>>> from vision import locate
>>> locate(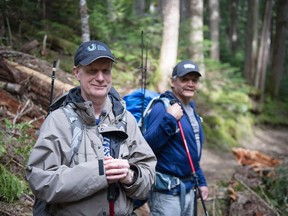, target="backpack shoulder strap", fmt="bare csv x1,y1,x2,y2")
138,96,170,134
61,104,84,166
